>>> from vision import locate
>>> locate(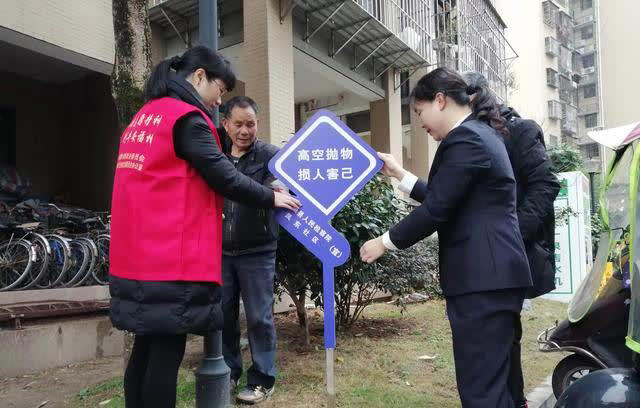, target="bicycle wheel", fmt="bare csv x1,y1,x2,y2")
0,239,34,291
38,234,71,289
63,239,90,287
92,234,110,285
19,233,51,290
73,237,97,287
